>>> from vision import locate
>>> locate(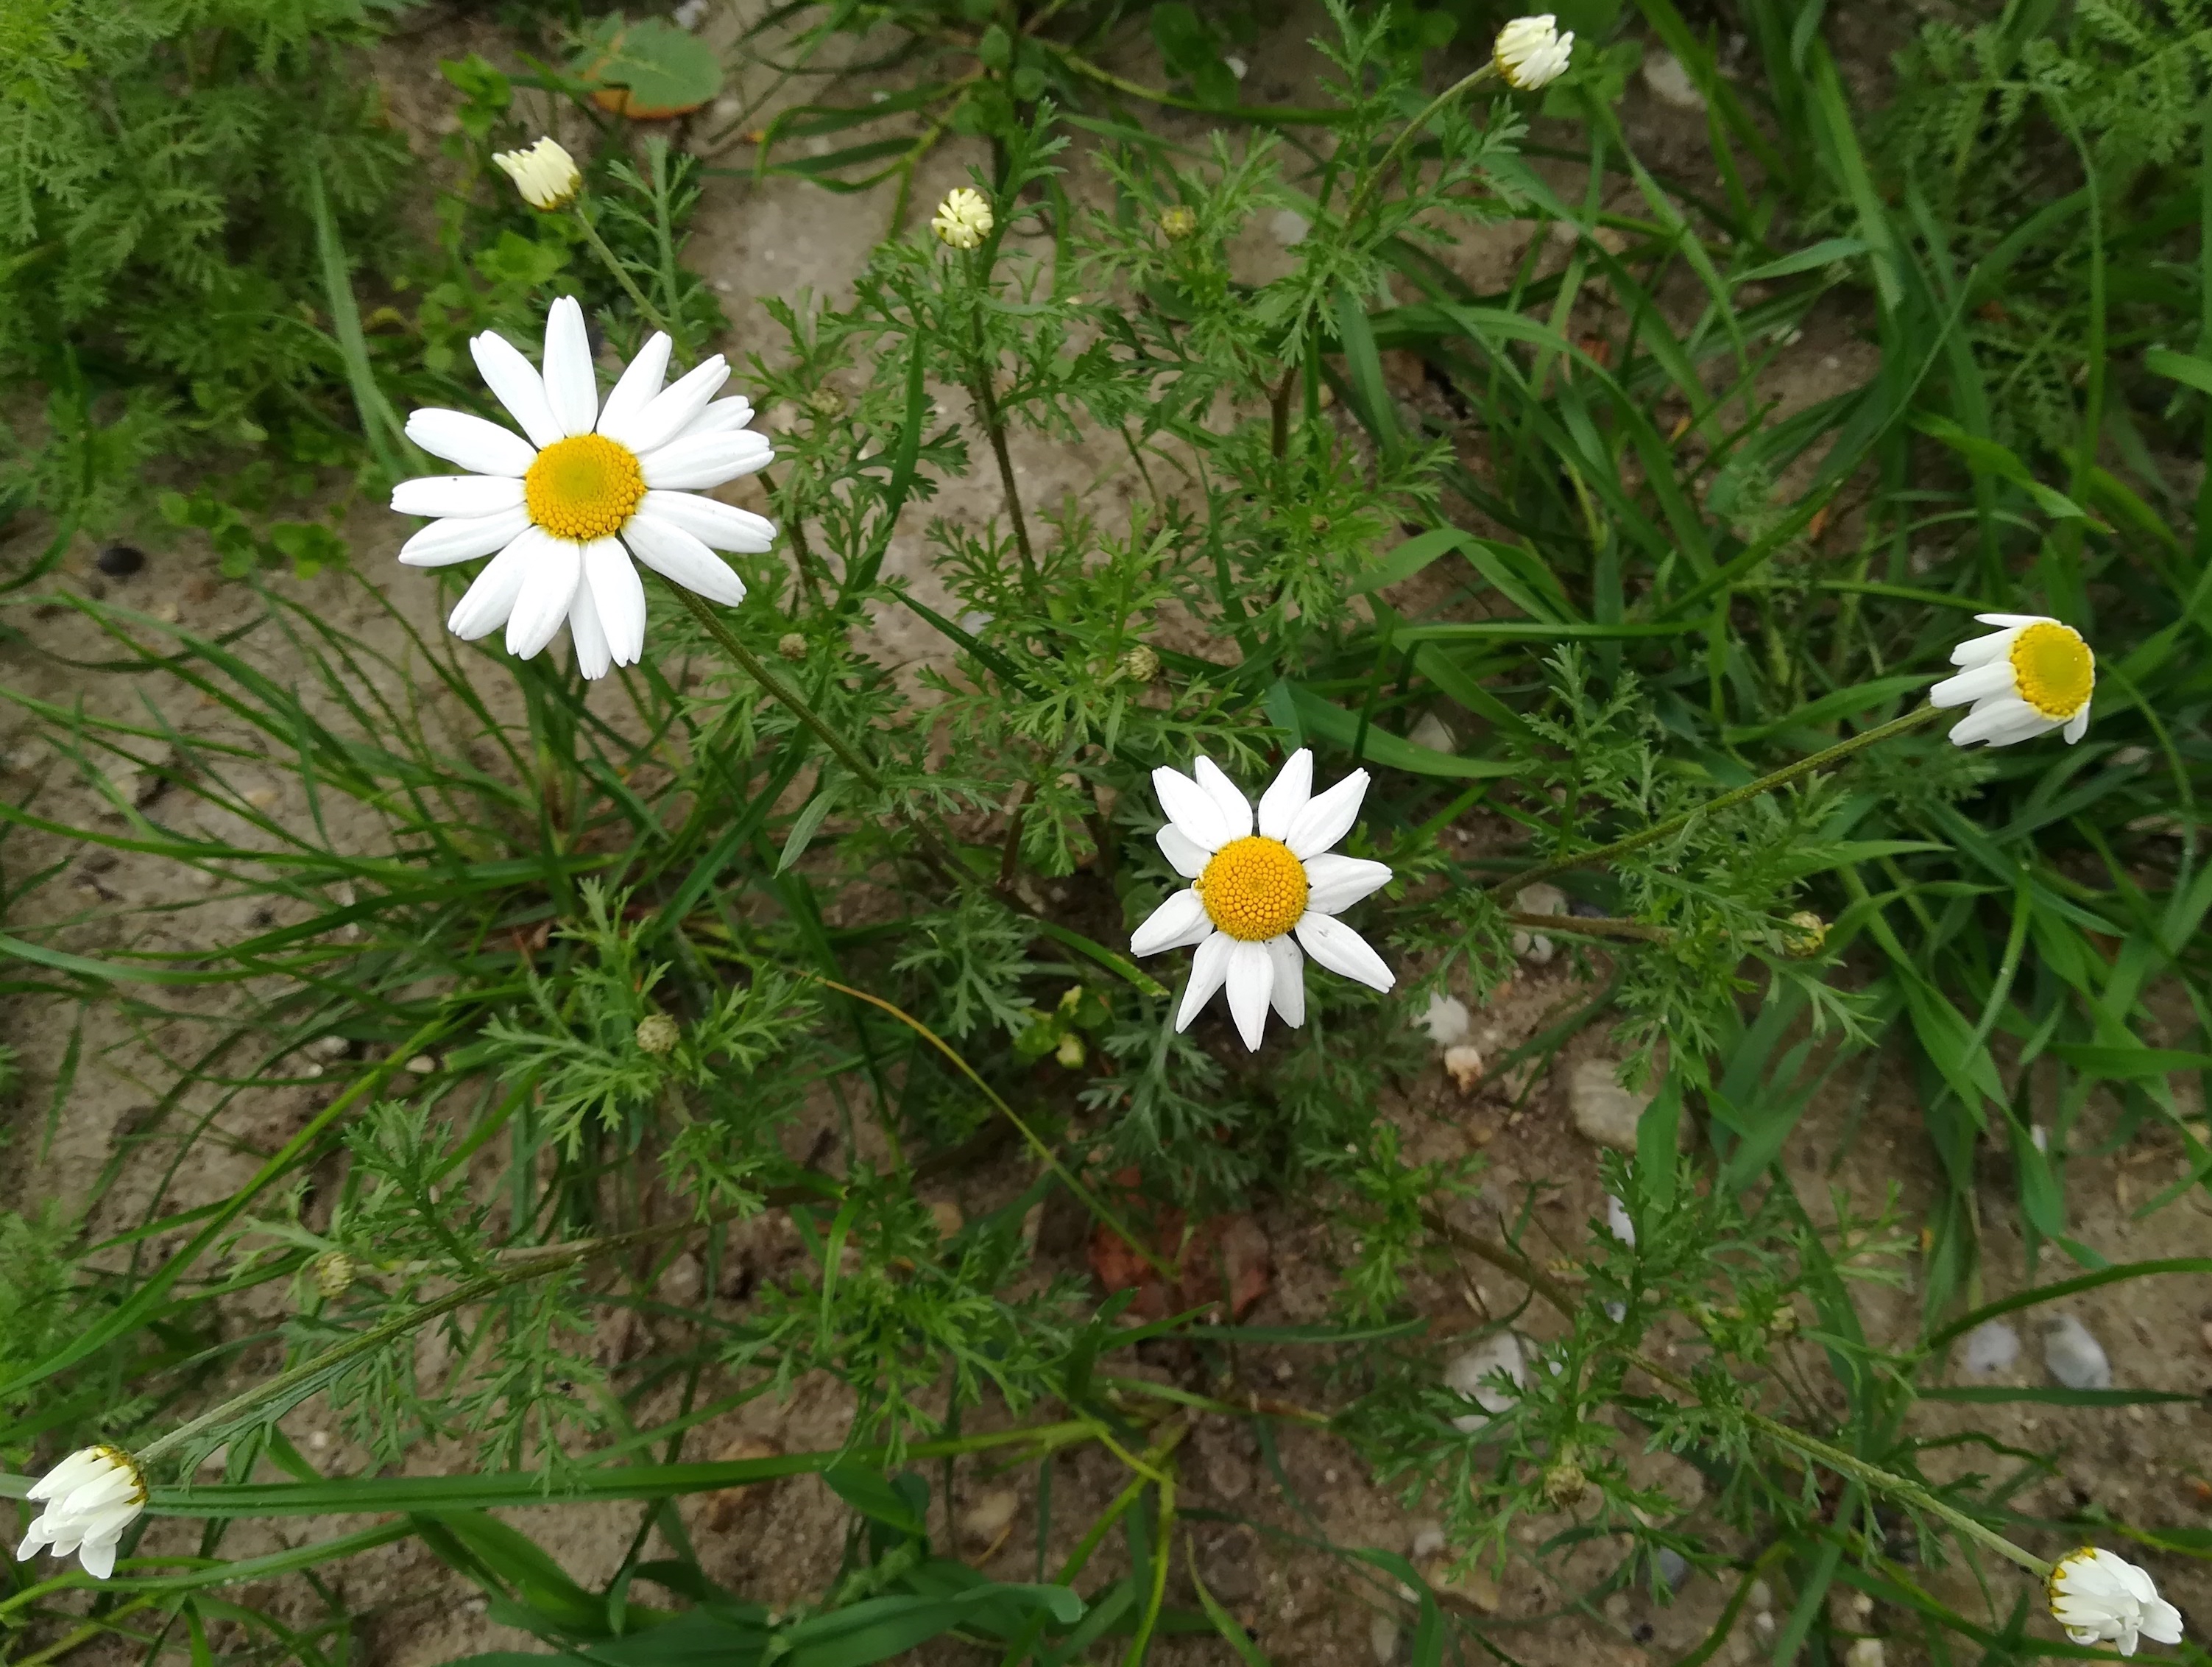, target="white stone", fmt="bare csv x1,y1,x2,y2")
2043,1315,2112,1389
1569,1060,1656,1152
1444,1332,1527,1433
1605,1194,1636,1247
1844,1640,1884,1667
1444,1044,1485,1096
1642,50,1707,110
1960,1319,2018,1375
1407,712,1456,754
1410,1523,1446,1559
1226,54,1248,81
1369,1612,1401,1664
1270,210,1309,247
1420,990,1470,1047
